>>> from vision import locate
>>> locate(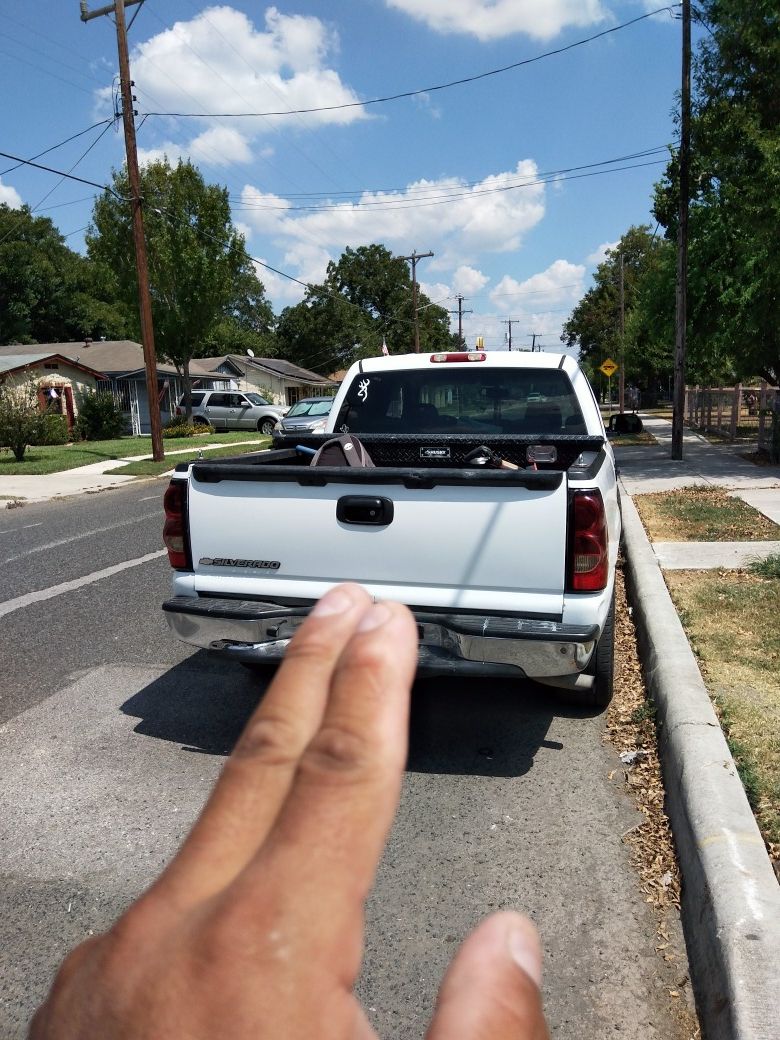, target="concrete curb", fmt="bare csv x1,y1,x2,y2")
620,489,780,1040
